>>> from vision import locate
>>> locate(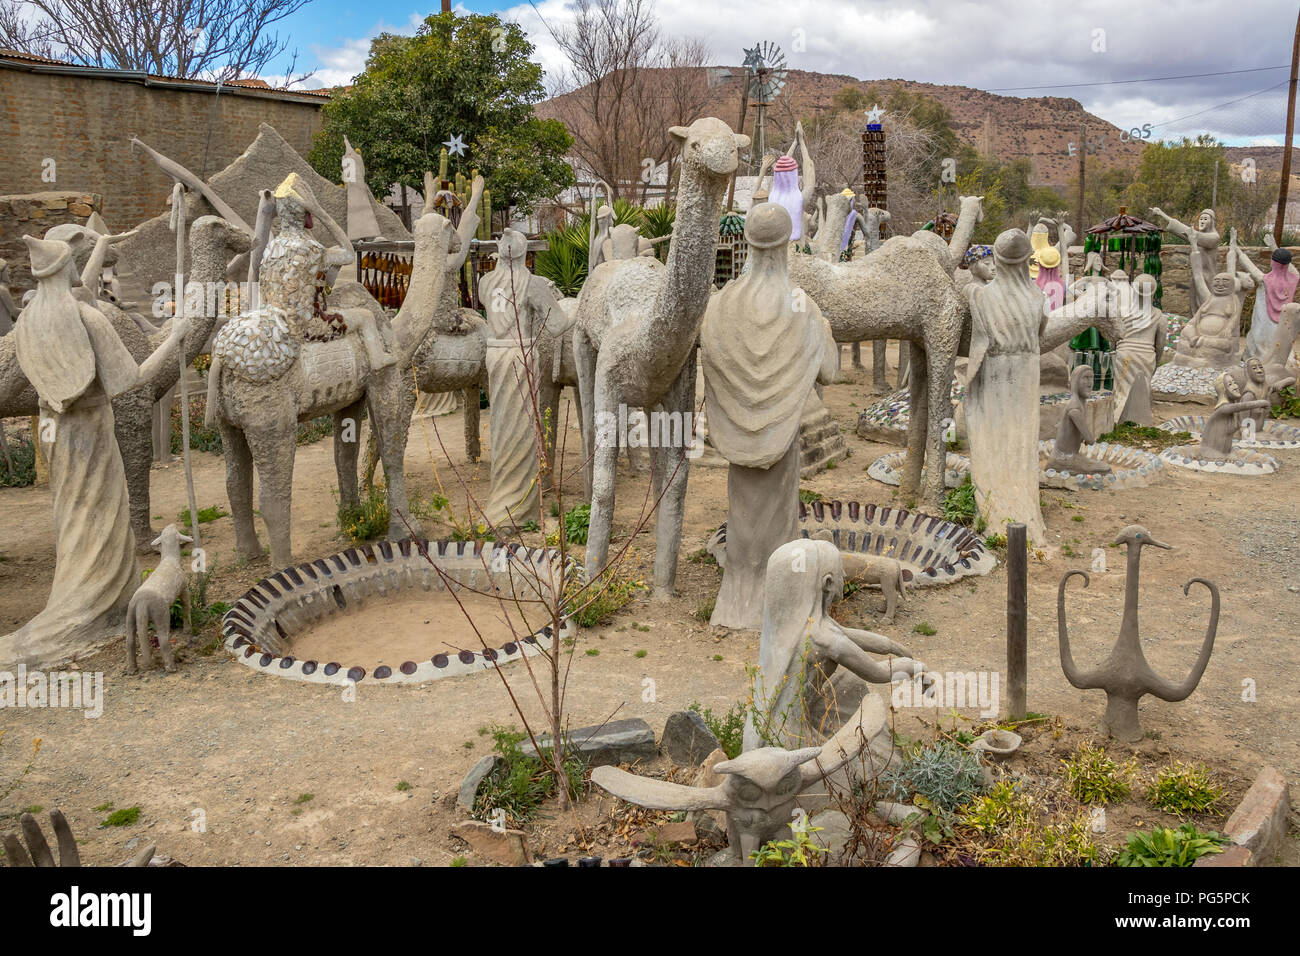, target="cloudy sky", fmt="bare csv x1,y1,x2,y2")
278,0,1295,146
